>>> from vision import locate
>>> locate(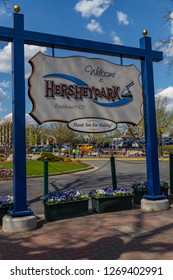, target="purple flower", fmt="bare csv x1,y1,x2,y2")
0,195,13,208
41,189,88,205
89,186,133,198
